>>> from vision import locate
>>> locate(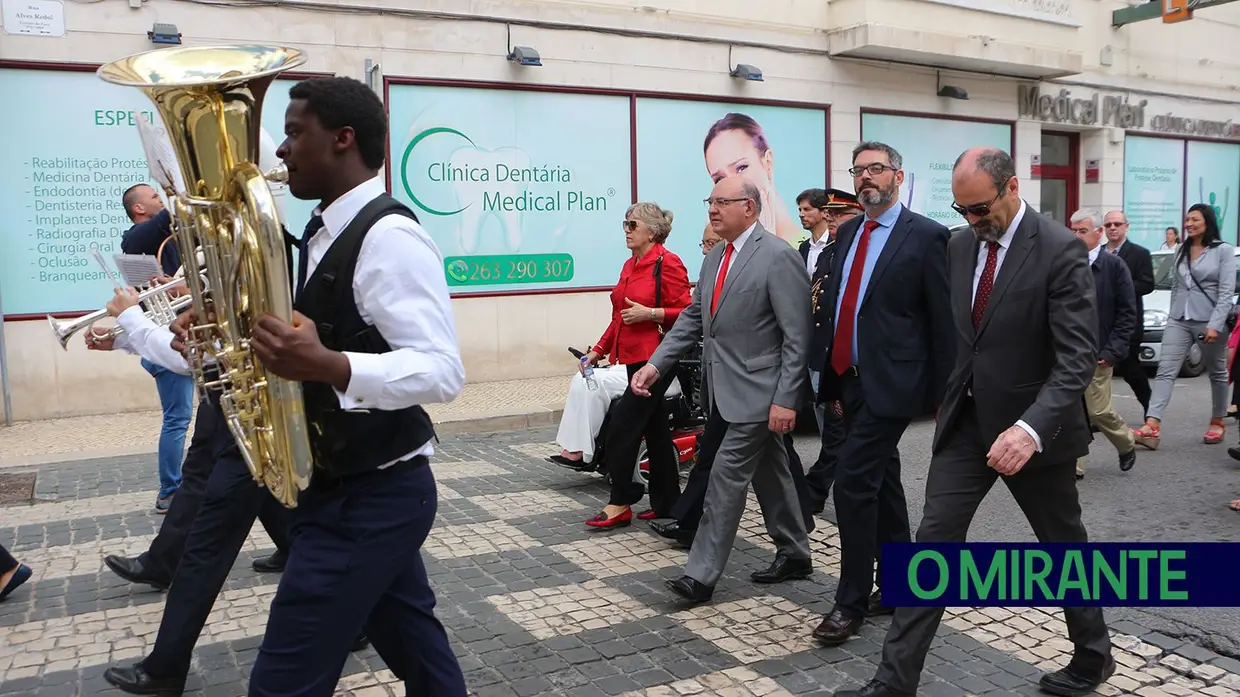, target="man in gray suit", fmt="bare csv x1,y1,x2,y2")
837,147,1114,697
632,175,814,603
